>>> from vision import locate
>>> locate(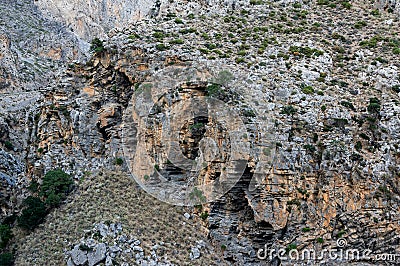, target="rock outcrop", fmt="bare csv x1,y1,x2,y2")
1,0,400,265
34,0,158,41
